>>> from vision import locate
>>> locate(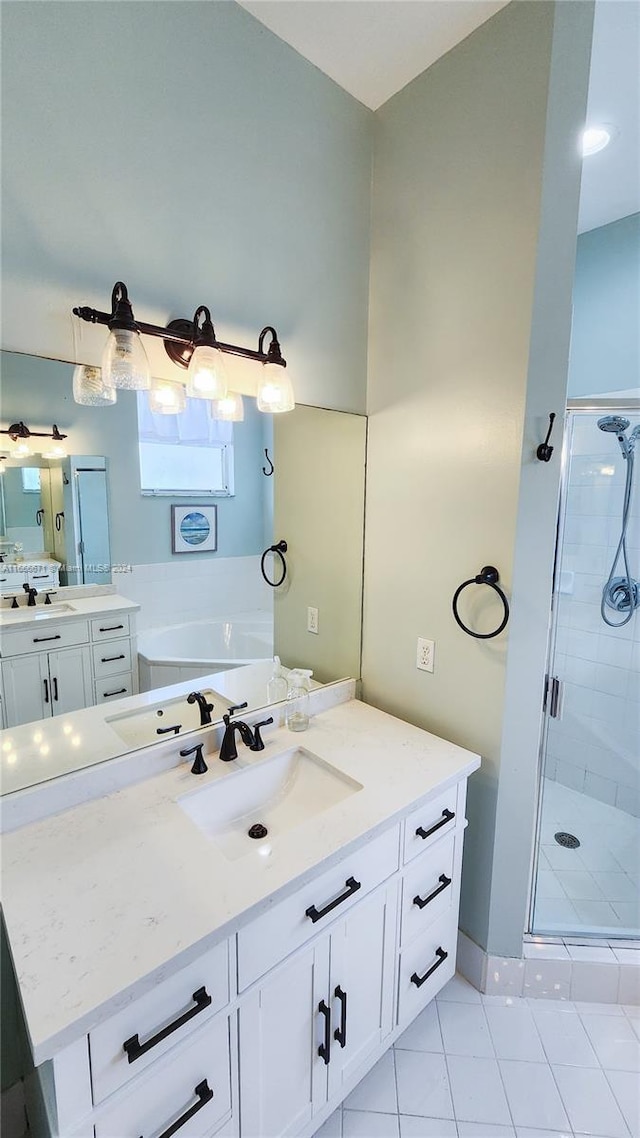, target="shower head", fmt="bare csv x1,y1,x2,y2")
597,415,630,433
